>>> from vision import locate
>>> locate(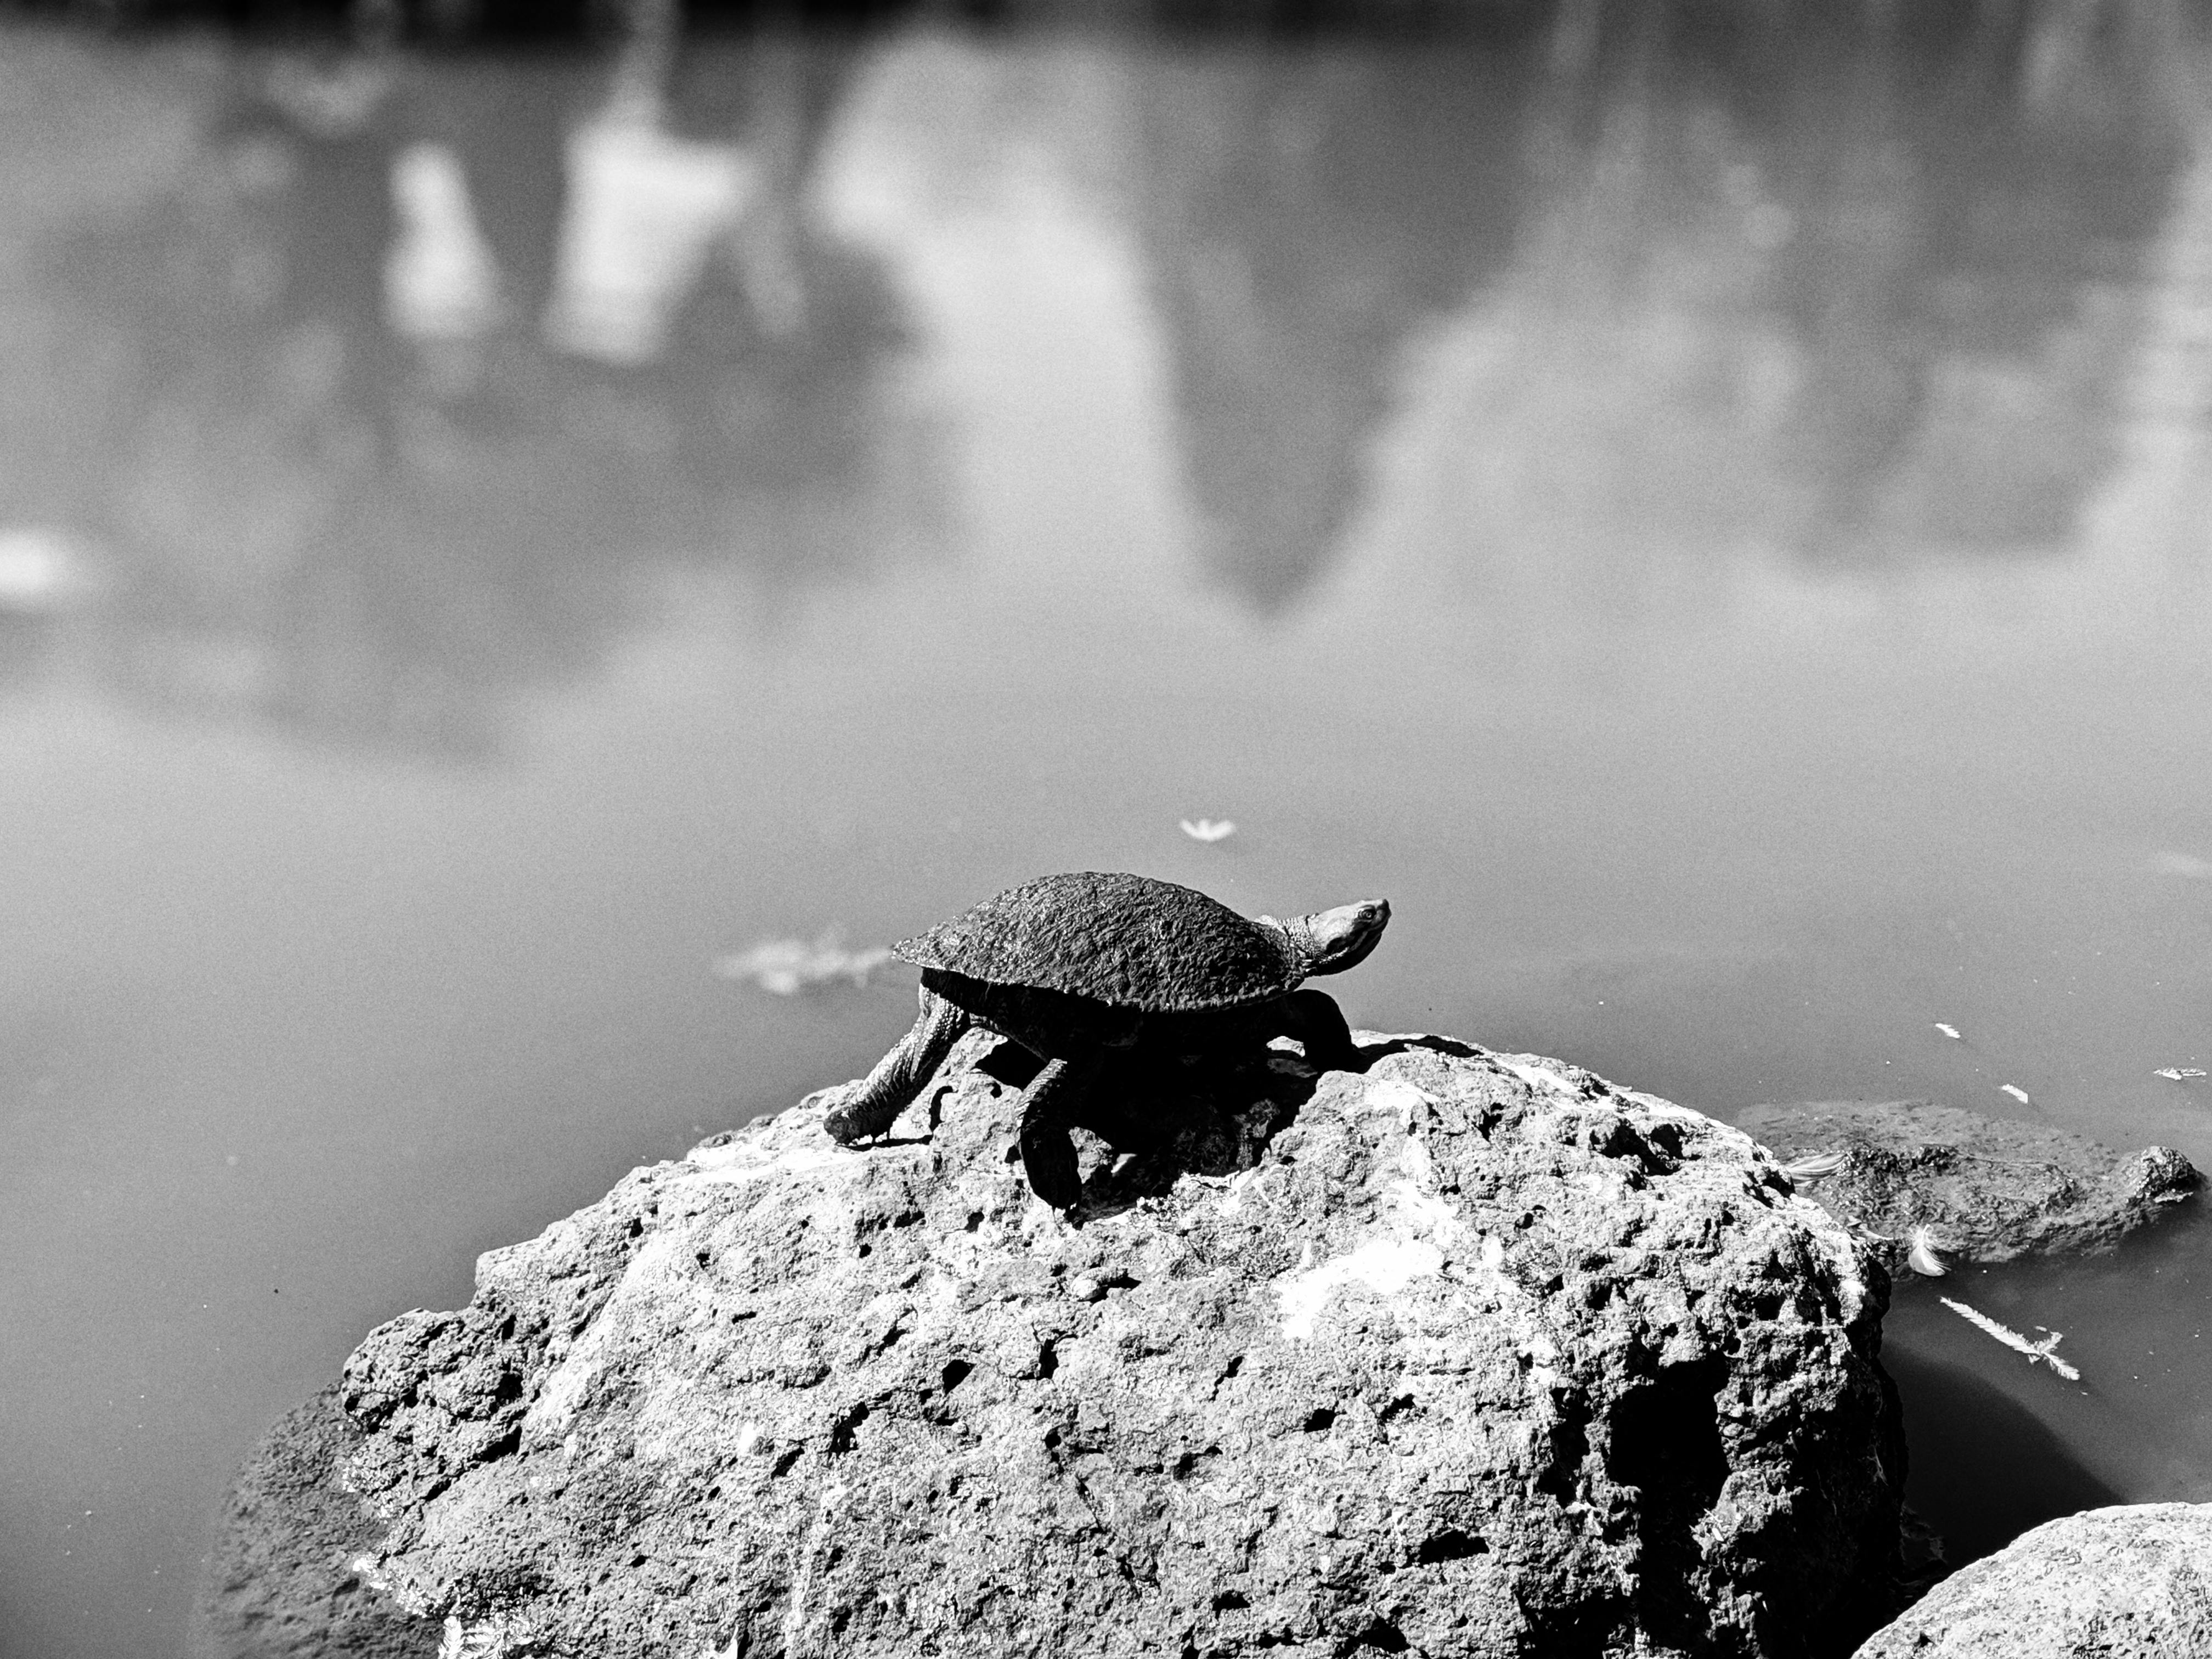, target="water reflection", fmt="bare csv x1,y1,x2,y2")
7,2,2205,754
42,31,919,754
1133,35,1539,610
1347,1,2200,617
